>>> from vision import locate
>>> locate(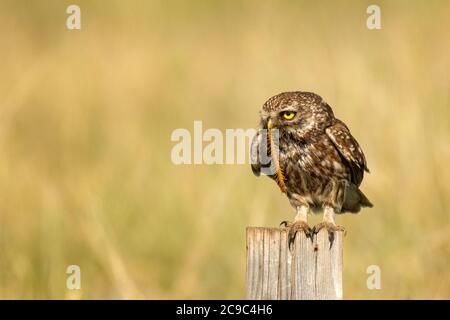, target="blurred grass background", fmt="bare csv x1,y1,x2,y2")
0,0,449,299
